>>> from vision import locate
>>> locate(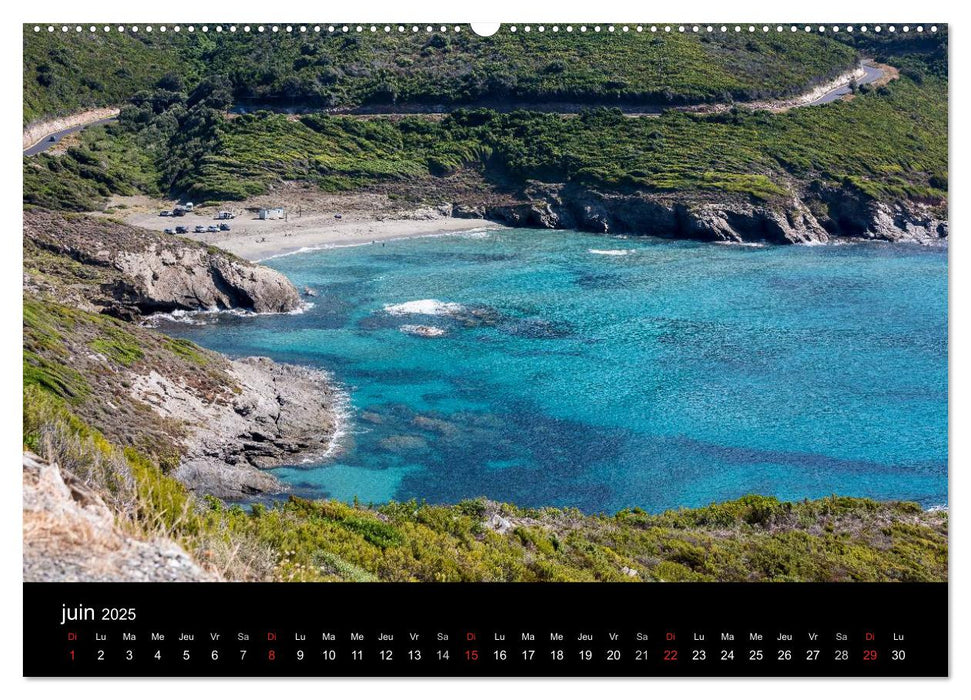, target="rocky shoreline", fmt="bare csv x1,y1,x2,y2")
25,210,302,320
453,183,948,246
133,356,343,499
24,210,341,500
